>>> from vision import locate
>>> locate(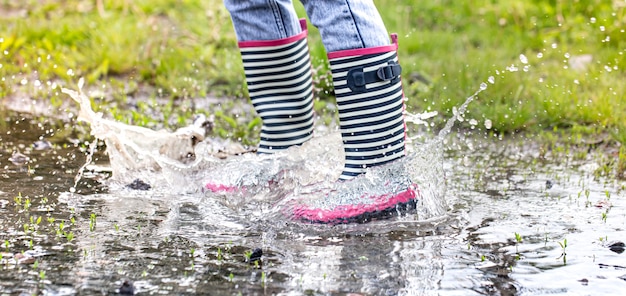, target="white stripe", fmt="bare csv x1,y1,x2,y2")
259,134,313,147
248,71,312,93
340,115,404,134
252,91,313,106
344,140,405,158
255,100,313,112
260,107,313,120
249,81,311,98
337,86,403,111
341,126,405,144
344,151,405,165
242,42,307,63
336,80,402,101
244,56,310,78
339,102,403,126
